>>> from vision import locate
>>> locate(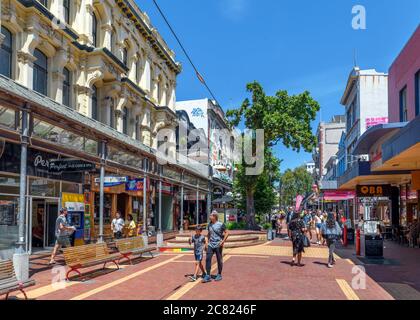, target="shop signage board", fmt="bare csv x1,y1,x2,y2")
356,185,392,198
365,117,388,129
94,176,128,187
126,178,146,192
49,159,95,173
0,142,82,183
